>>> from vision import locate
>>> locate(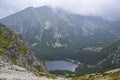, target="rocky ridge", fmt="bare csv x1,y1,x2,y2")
0,23,47,74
